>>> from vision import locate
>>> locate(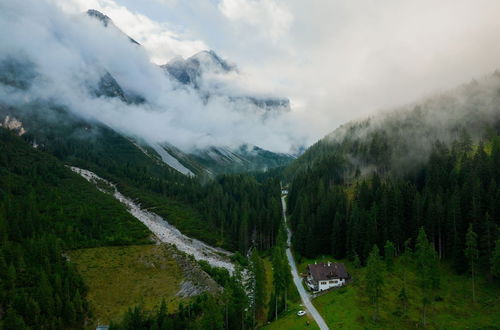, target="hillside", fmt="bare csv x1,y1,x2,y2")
0,128,152,329
286,73,500,180
279,75,500,328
